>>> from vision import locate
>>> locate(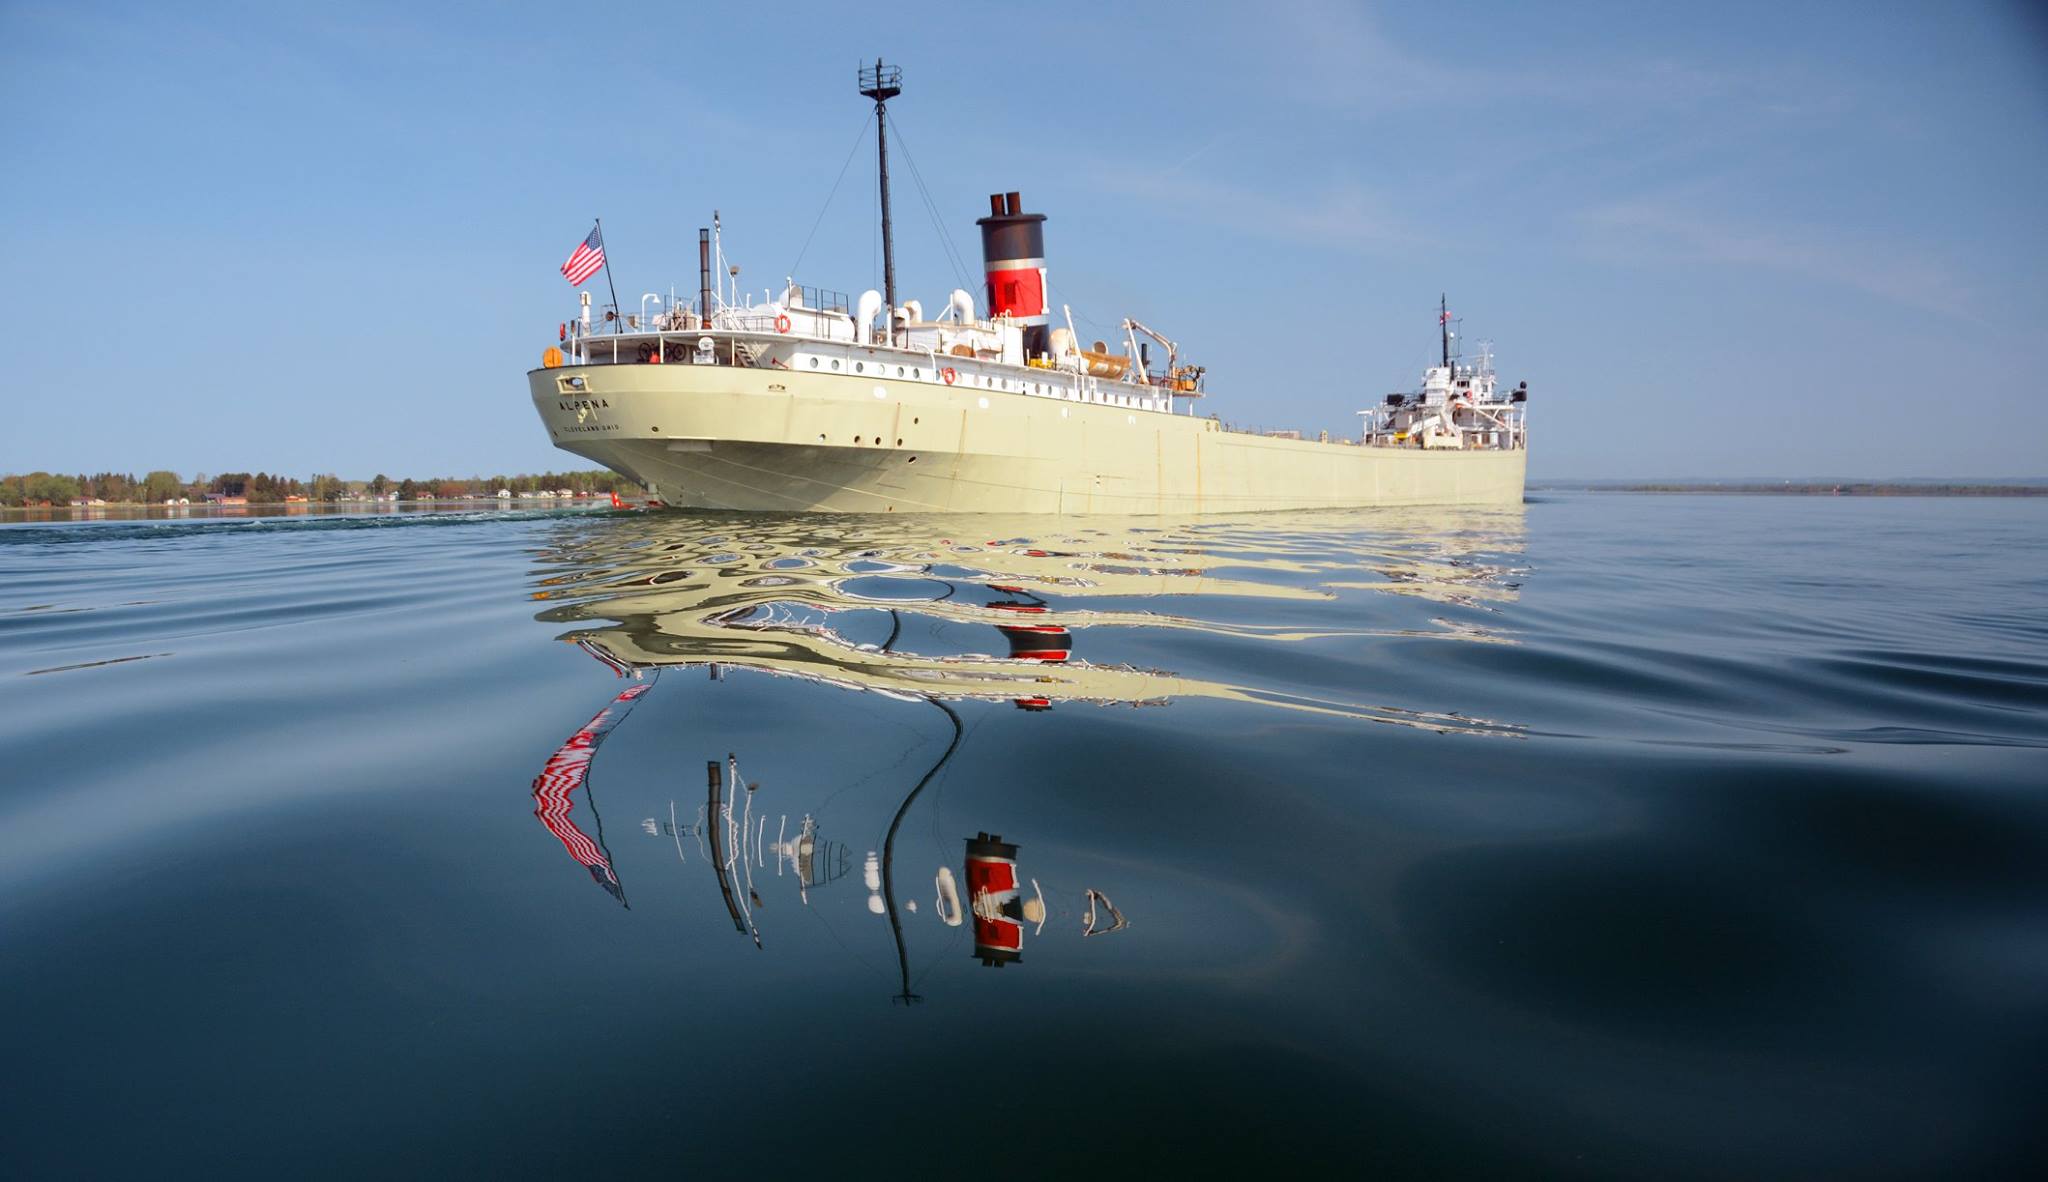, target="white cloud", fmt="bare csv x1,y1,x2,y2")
1580,200,1976,319
1092,167,1418,256
1269,0,1860,124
